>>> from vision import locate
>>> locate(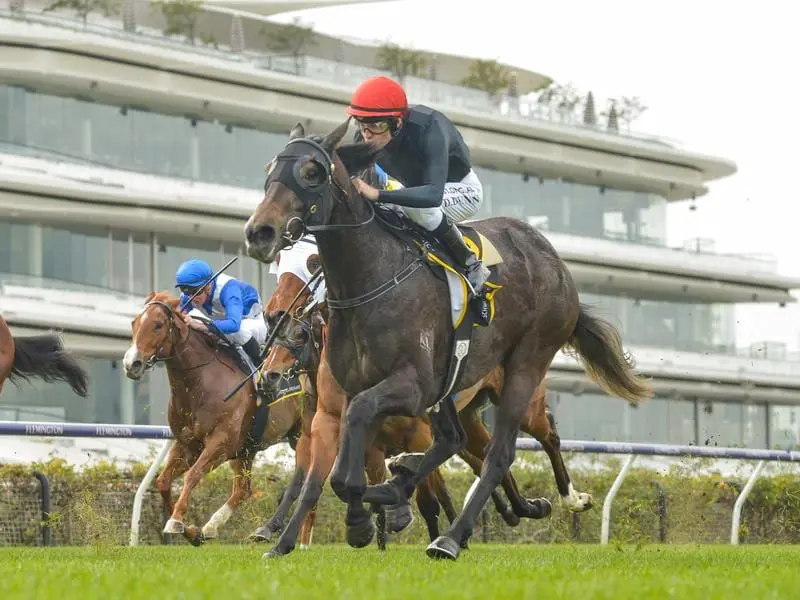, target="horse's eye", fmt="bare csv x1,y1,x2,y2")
154,322,163,331
304,166,319,180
